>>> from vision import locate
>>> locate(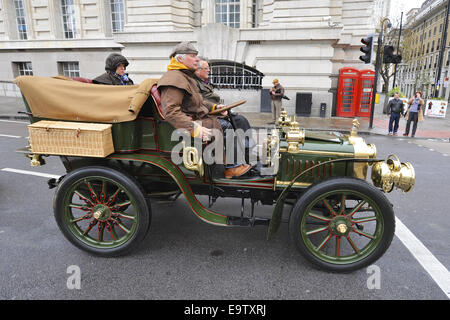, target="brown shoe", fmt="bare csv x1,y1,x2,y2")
225,164,251,179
